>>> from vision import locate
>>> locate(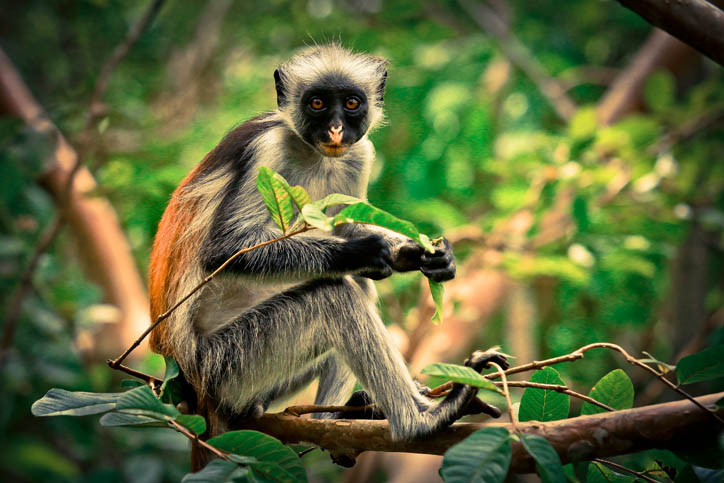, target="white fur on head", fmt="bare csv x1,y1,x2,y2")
275,44,388,131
